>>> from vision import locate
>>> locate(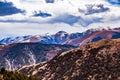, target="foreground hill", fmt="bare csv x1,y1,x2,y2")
0,43,75,70
19,39,120,80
